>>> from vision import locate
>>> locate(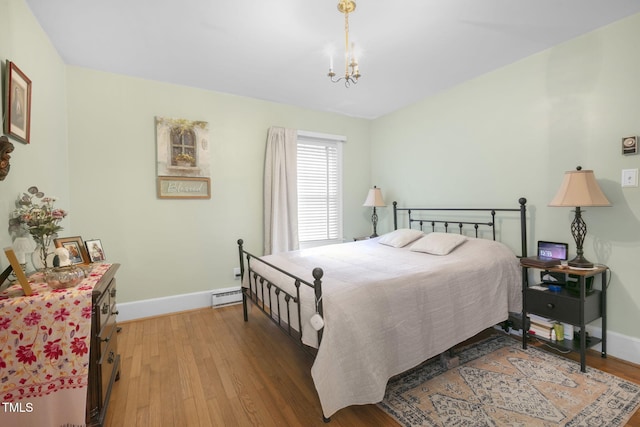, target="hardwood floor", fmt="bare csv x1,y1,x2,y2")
106,304,640,426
